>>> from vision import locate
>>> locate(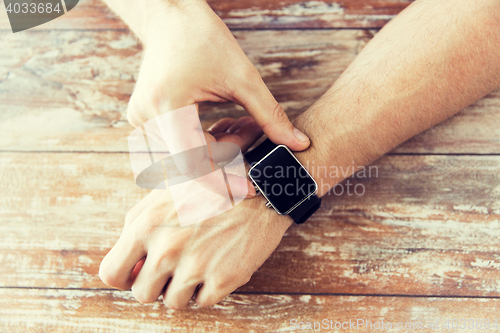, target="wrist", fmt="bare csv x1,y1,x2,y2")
244,159,294,230
293,93,398,197
292,104,376,198
141,0,213,45
104,0,211,45
252,193,295,231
